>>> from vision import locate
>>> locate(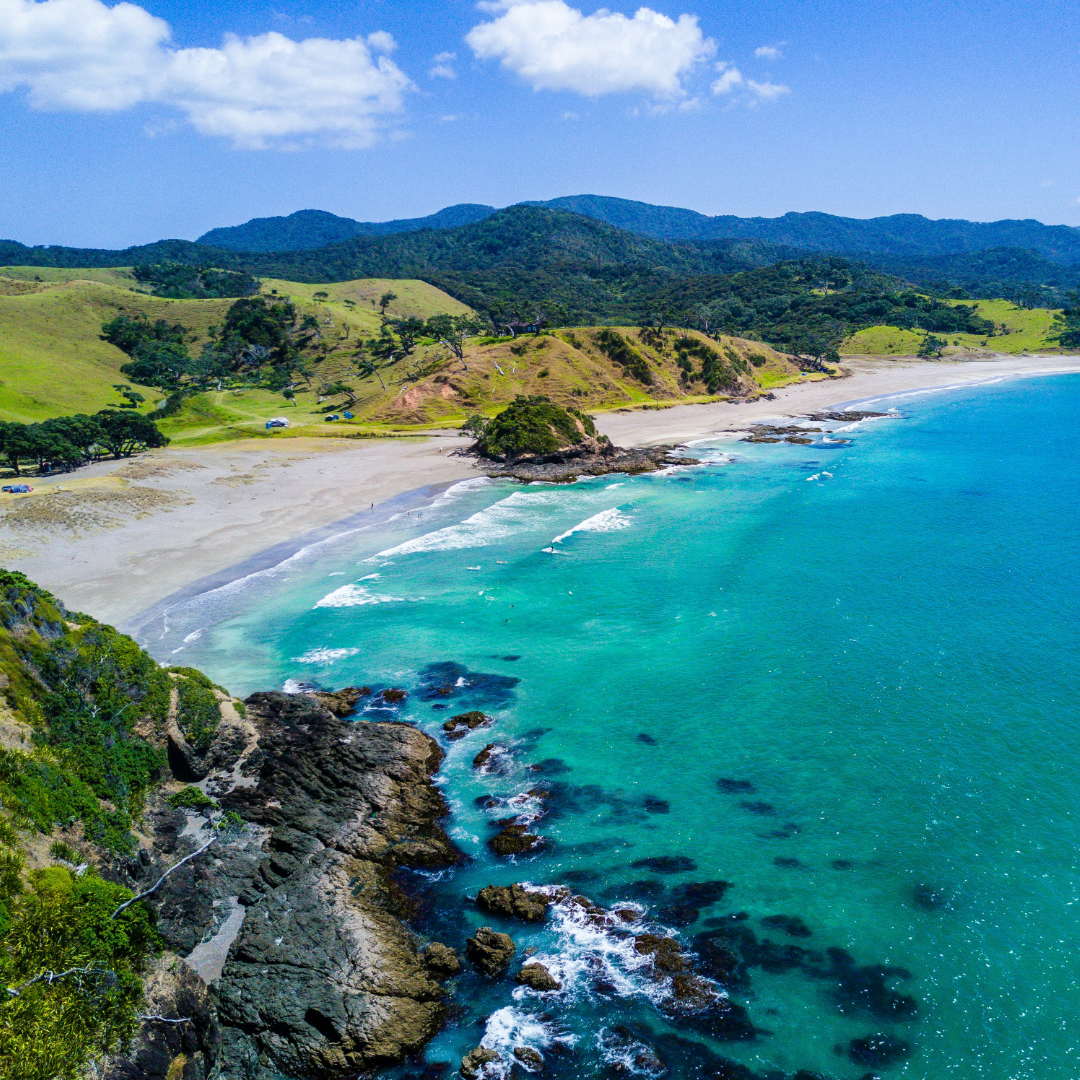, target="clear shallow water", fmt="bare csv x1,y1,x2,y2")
149,374,1080,1080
